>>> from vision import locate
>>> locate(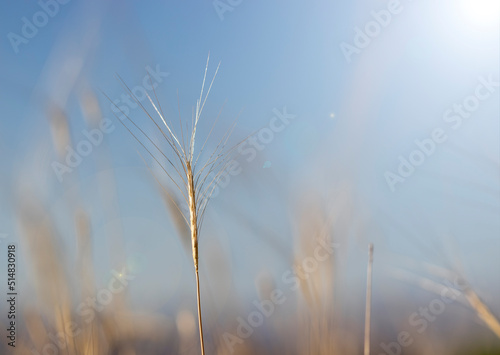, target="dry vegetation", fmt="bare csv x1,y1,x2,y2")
4,64,500,355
